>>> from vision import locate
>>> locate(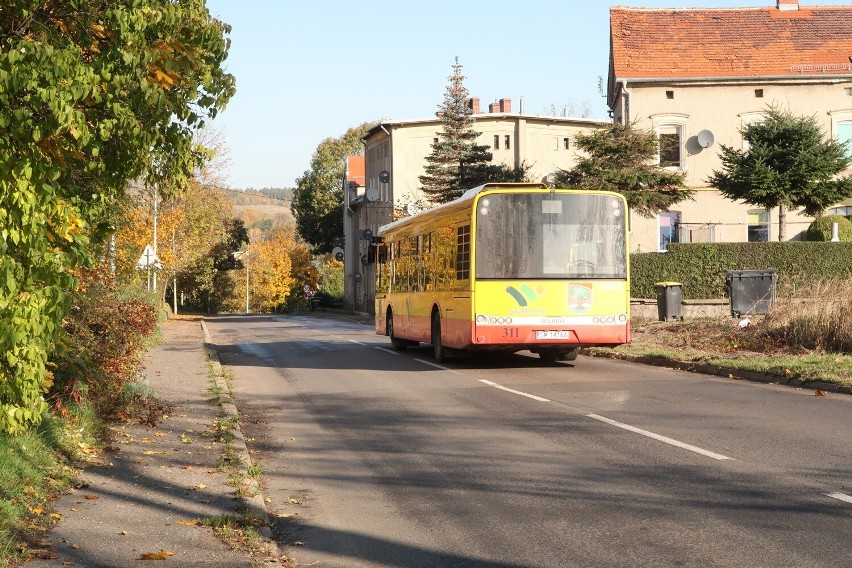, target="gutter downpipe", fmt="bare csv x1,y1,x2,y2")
618,79,630,124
